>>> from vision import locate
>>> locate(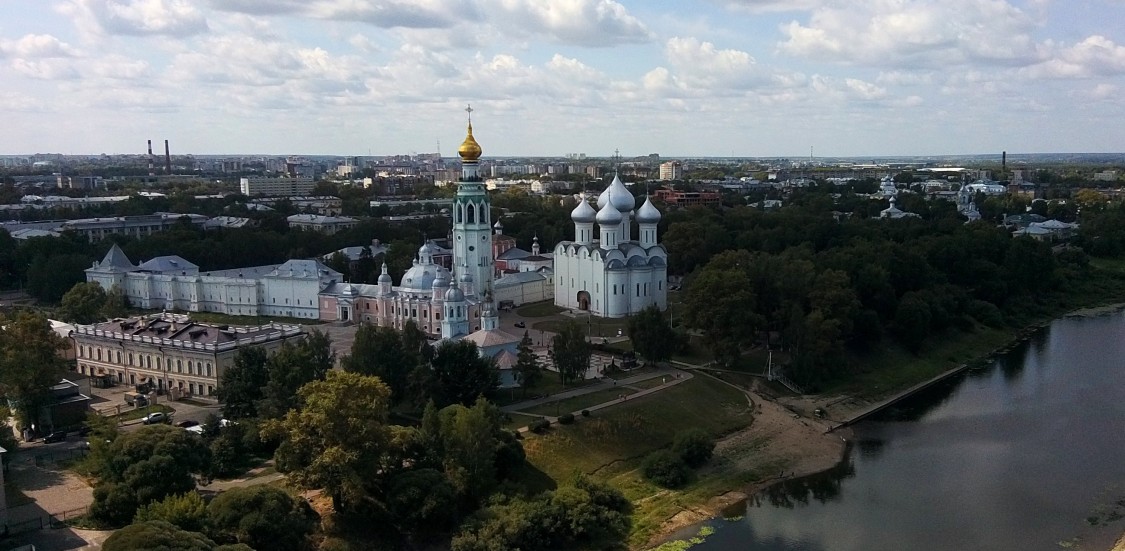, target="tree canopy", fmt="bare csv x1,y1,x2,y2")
549,320,590,385
0,311,70,428
266,370,394,512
